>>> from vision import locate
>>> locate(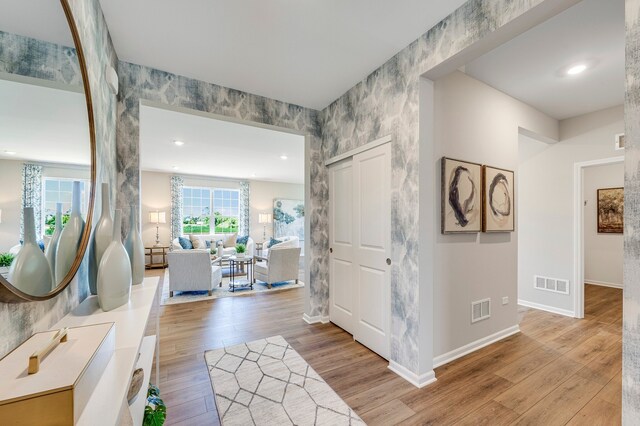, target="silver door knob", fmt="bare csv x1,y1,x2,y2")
386,258,391,265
